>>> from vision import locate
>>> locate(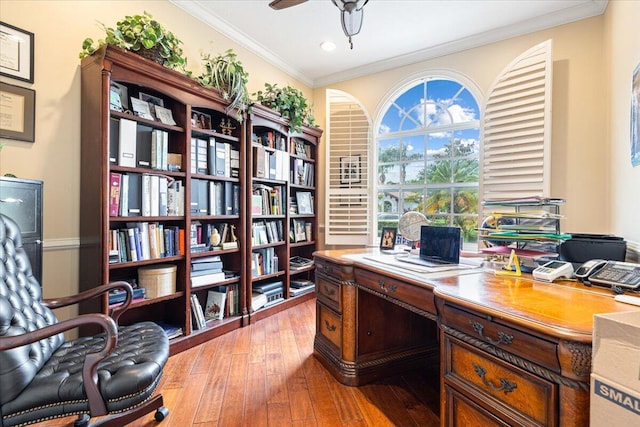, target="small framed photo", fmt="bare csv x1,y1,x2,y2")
192,110,212,129
296,191,313,214
340,154,361,185
130,97,154,120
110,82,129,111
139,92,164,119
0,22,34,83
0,82,35,142
379,227,397,250
293,219,307,242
